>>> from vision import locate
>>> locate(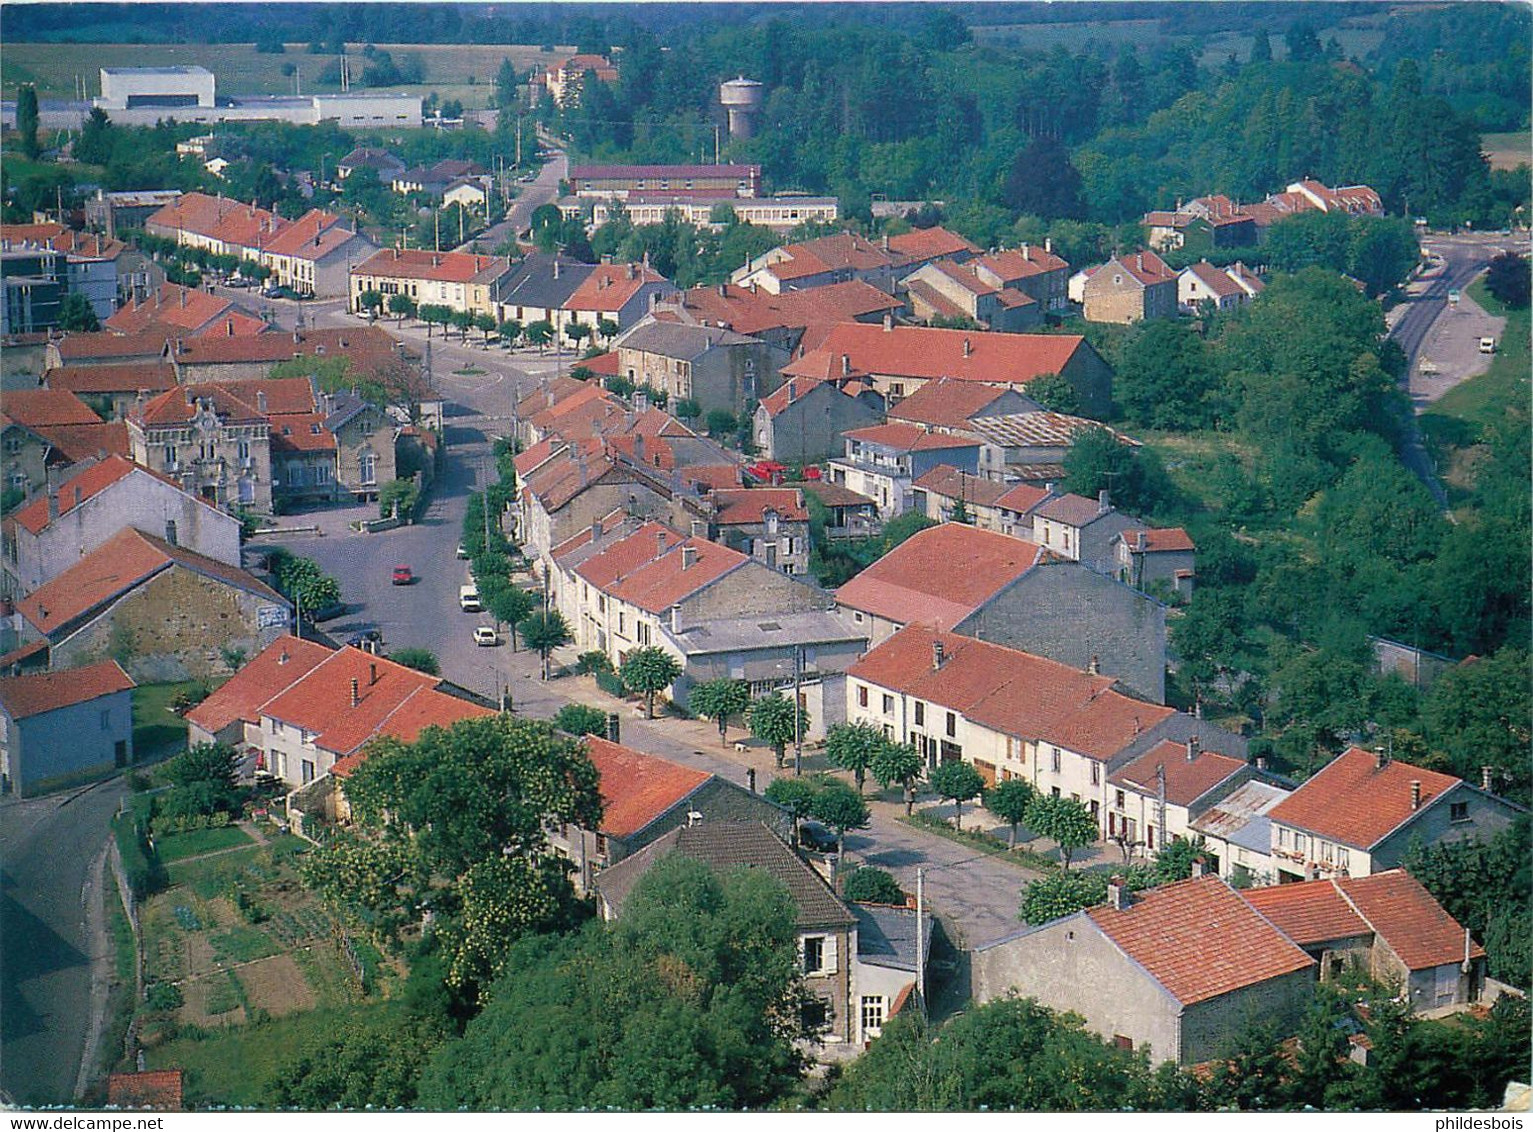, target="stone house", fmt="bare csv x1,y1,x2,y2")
1031,490,1139,576
884,226,980,270
323,391,396,503
547,735,792,895
616,320,788,417
1265,747,1526,883
752,378,884,466
1112,526,1197,599
0,660,134,796
826,423,982,519
14,528,290,682
972,875,1316,1064
44,331,175,373
105,281,267,340
901,259,1041,332
1081,250,1178,324
910,465,1013,526
671,279,902,357
1,389,105,501
41,362,178,421
1105,736,1253,859
1,454,241,600
794,479,879,541
1243,870,1488,1011
706,487,811,576
165,326,418,387
1143,195,1258,254
594,822,861,1045
886,379,1038,437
